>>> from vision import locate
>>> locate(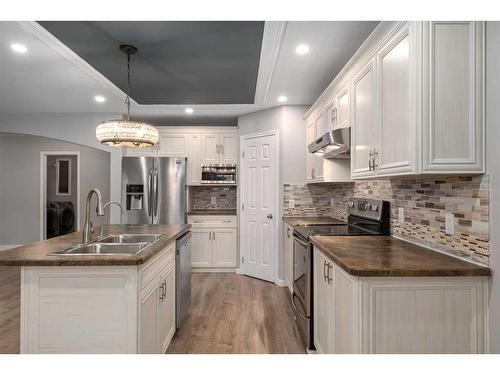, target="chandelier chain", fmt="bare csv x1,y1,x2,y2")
125,52,131,121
